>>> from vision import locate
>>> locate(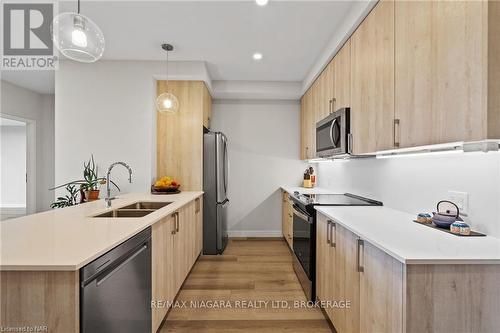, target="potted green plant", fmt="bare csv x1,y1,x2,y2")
50,155,120,208
82,155,105,201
